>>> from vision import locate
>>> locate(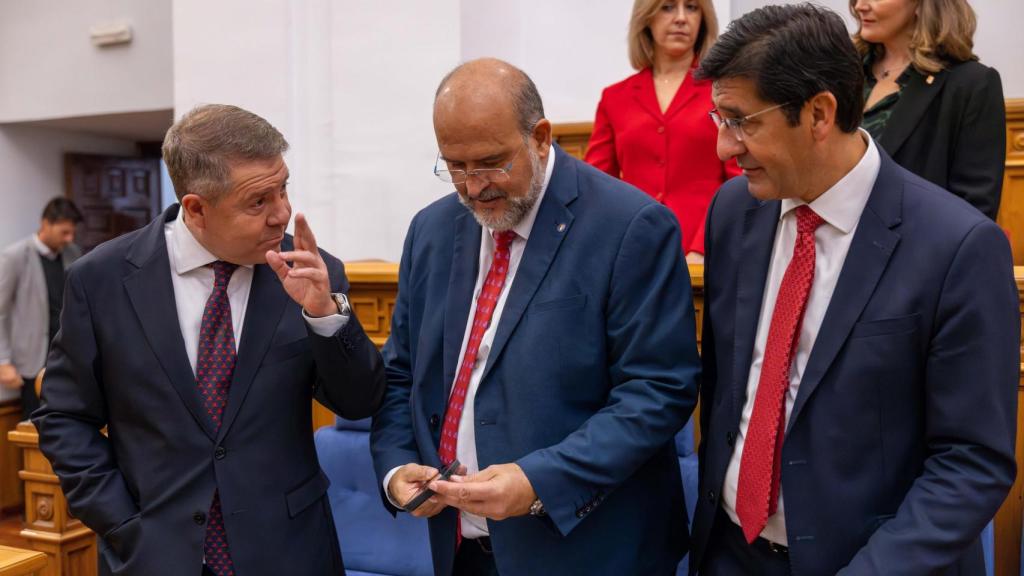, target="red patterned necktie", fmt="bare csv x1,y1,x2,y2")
438,229,517,544
736,205,824,544
197,260,238,576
